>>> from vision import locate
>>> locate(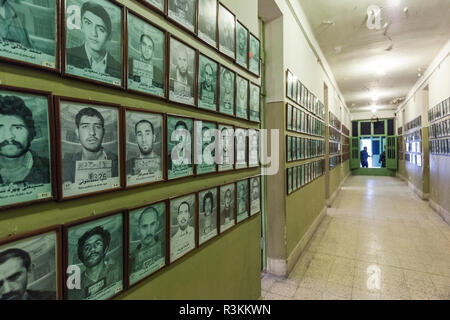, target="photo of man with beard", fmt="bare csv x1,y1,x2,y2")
198,55,218,111
129,202,166,285
168,0,195,32
236,21,248,68
219,67,235,115
169,38,195,105
170,195,196,263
